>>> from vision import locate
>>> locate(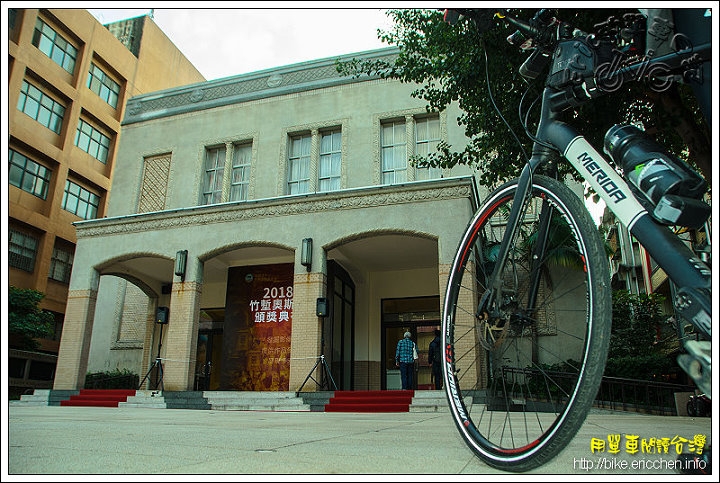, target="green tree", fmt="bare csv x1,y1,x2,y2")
337,8,710,187
604,290,677,380
8,286,55,350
